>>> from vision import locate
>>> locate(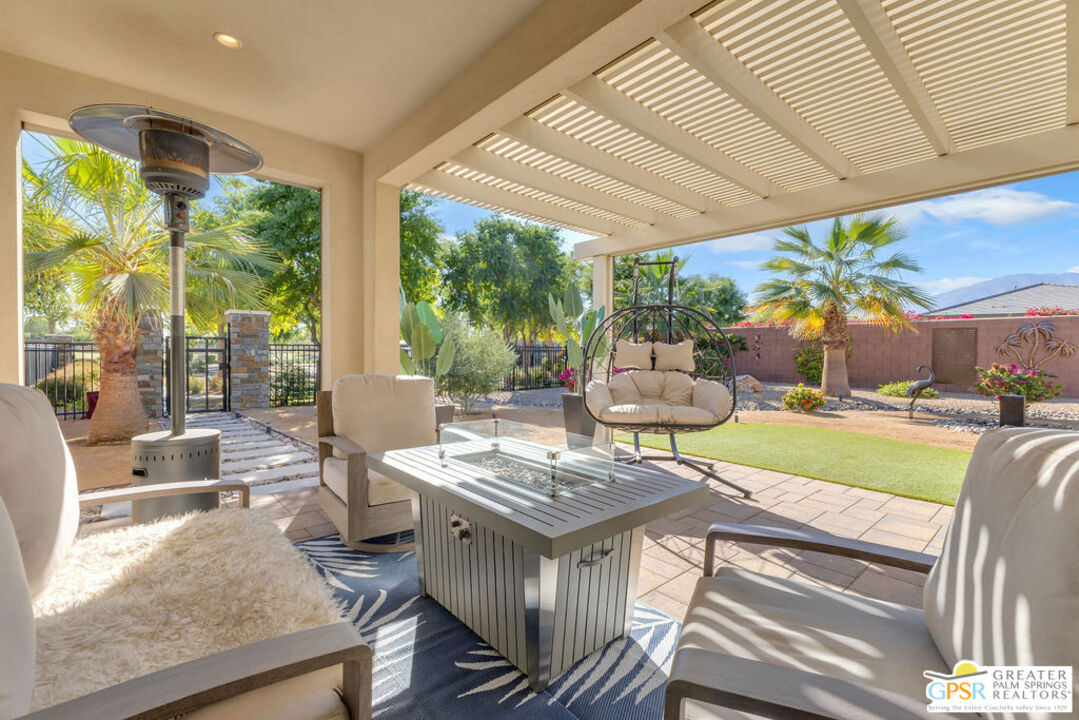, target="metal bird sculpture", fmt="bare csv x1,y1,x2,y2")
907,364,936,419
